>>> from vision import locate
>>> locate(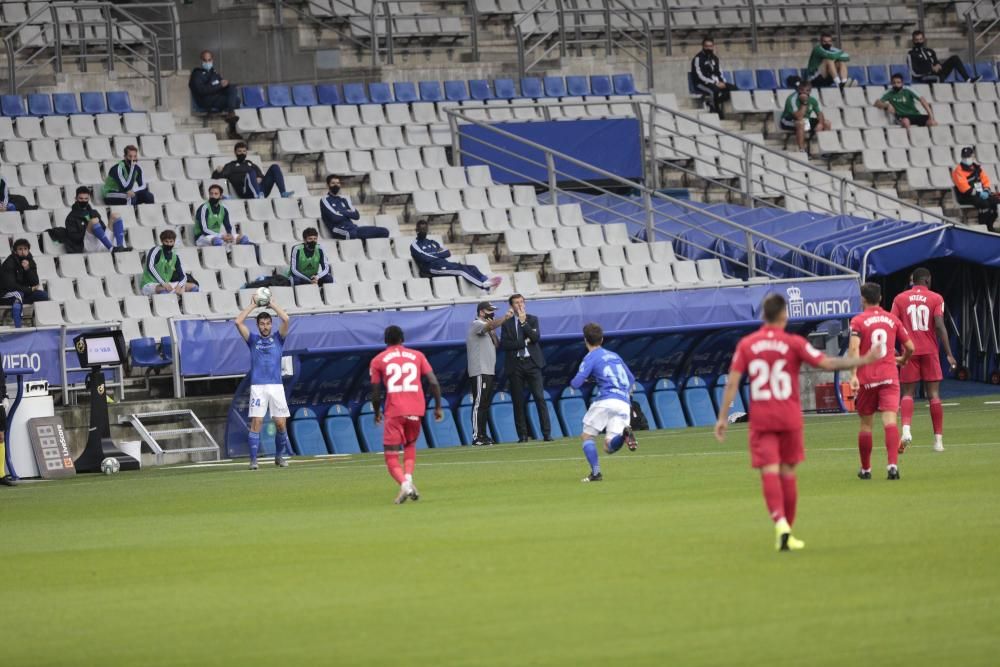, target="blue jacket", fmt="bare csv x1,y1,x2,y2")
410,235,451,265
320,194,360,231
